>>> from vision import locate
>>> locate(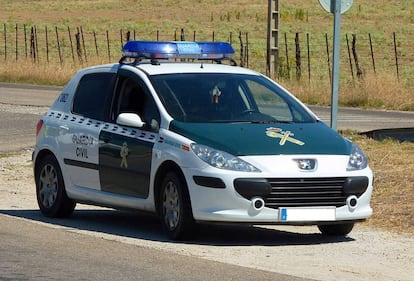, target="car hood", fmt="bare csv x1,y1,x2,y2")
169,121,351,156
